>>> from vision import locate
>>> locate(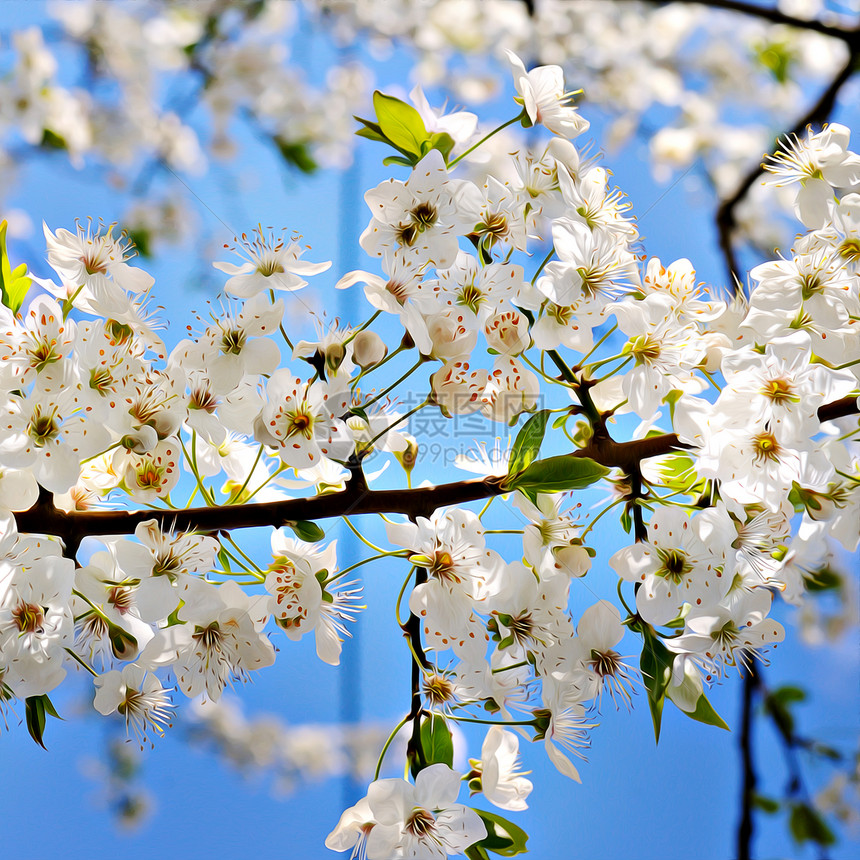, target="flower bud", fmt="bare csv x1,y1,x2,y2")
351,330,387,369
